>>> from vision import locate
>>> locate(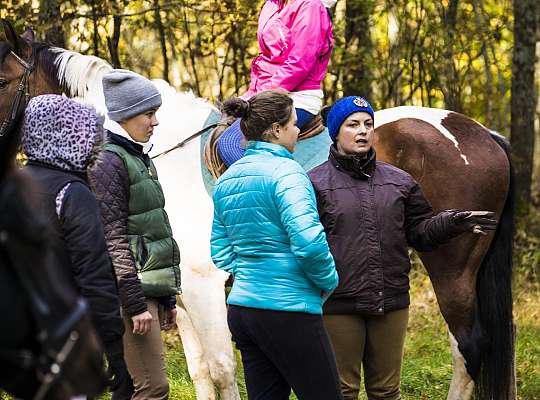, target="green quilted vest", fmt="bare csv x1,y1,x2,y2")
105,143,181,297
